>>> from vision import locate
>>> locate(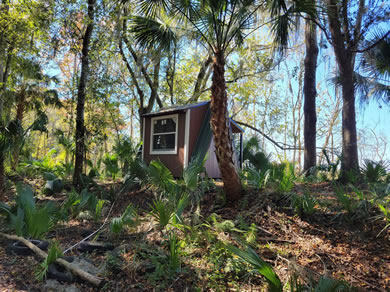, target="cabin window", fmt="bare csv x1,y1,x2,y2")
150,114,178,155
